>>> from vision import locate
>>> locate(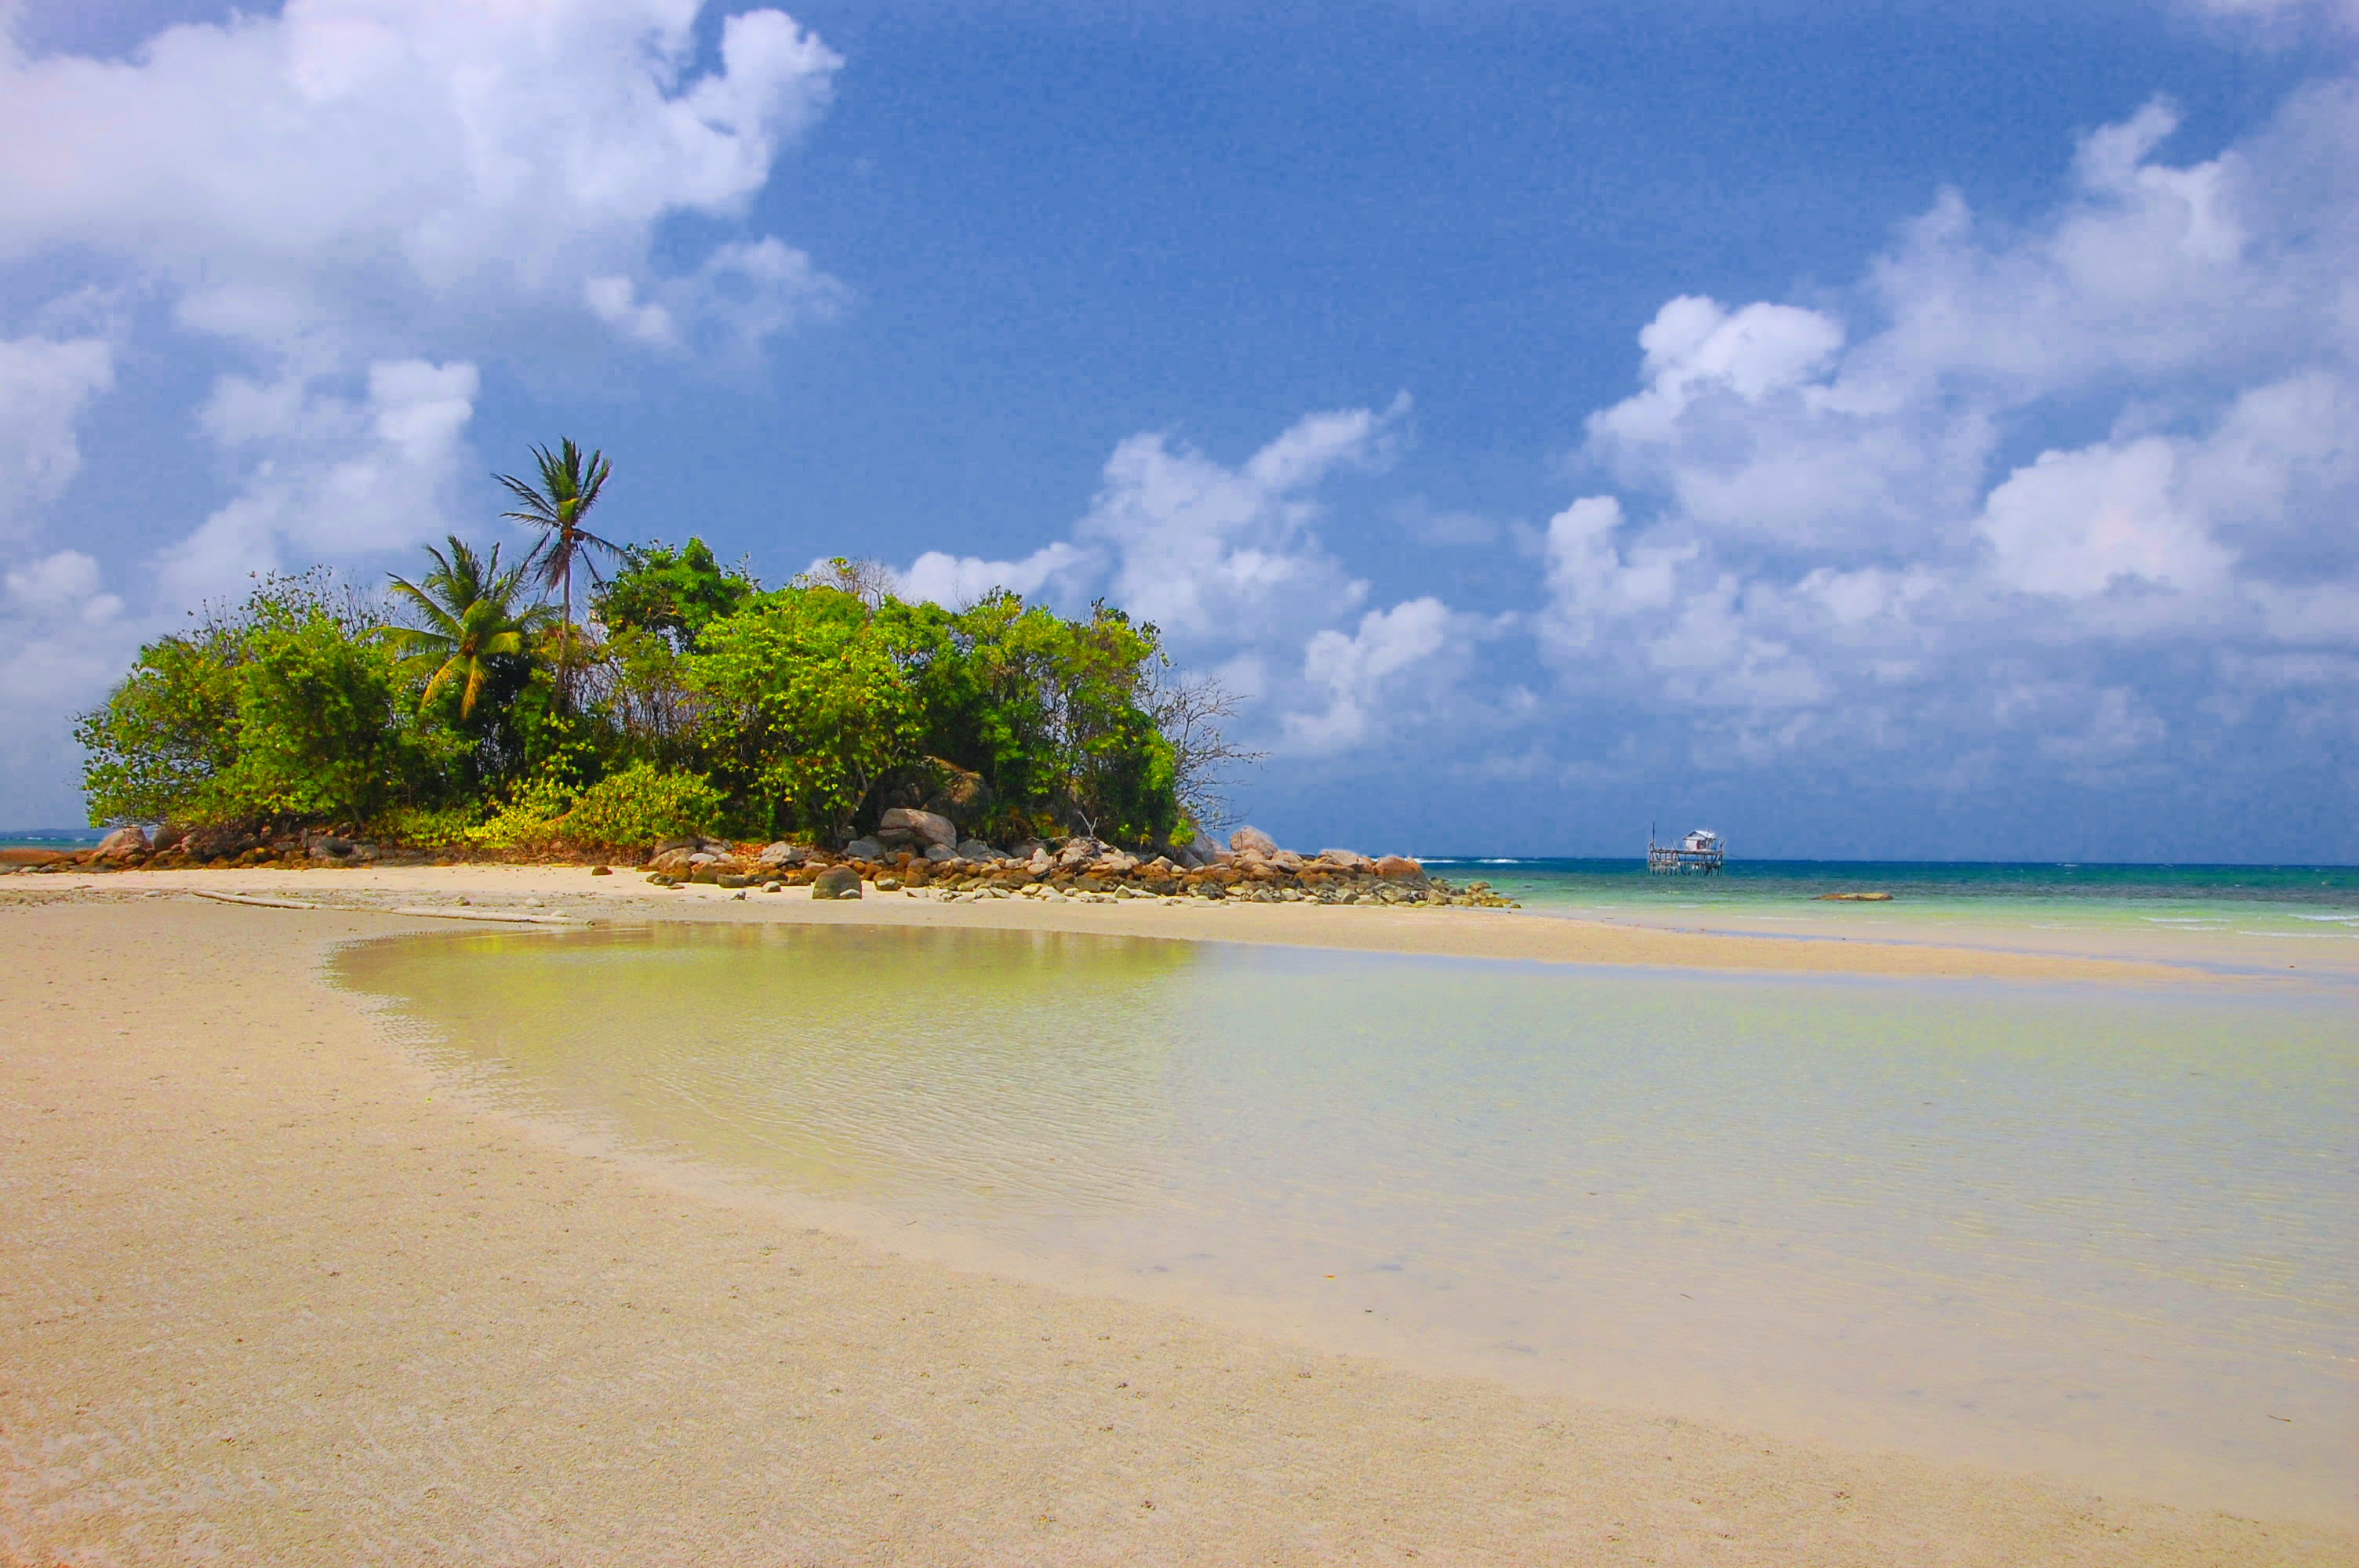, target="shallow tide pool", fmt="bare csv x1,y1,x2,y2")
334,923,2357,1526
